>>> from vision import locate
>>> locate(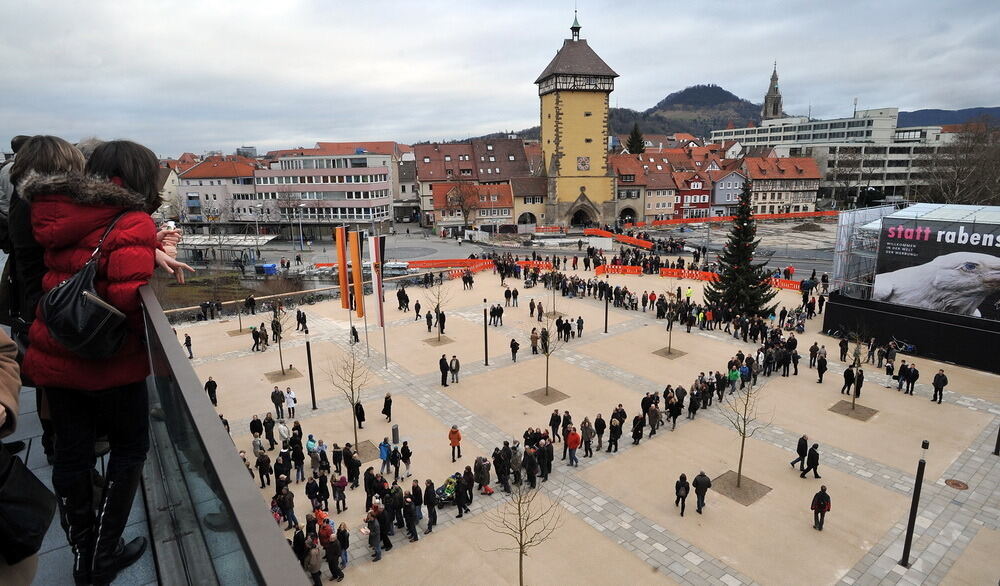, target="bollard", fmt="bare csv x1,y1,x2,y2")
392,424,400,444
